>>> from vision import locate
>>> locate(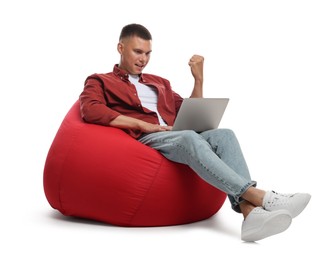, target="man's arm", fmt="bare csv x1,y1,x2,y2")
81,76,172,134
109,115,172,133
188,55,204,98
